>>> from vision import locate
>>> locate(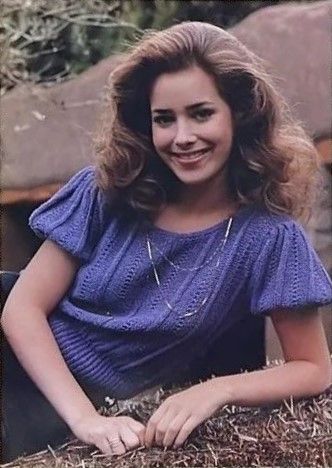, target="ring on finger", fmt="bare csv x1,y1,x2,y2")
107,437,125,451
